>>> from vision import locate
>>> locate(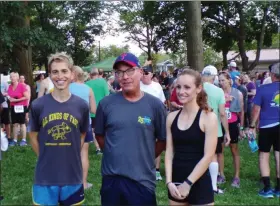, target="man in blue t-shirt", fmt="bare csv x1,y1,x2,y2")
250,62,280,198
229,61,240,88
28,52,89,205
